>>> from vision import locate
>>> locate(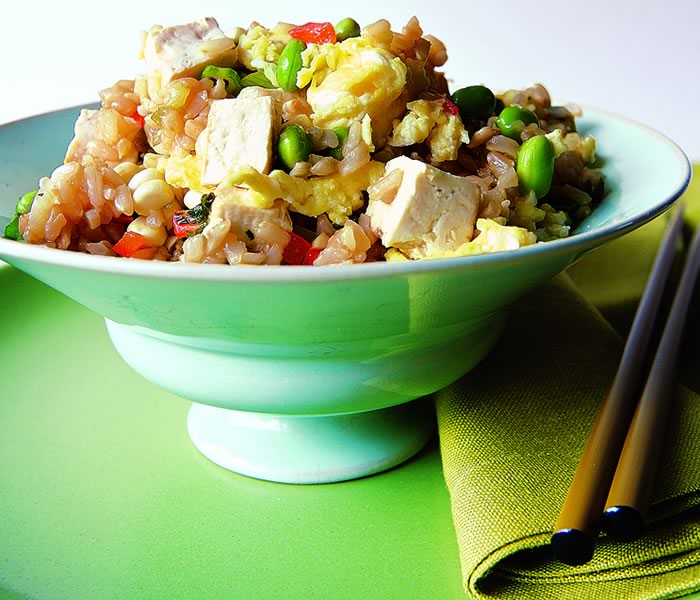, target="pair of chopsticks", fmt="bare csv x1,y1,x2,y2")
551,202,700,566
